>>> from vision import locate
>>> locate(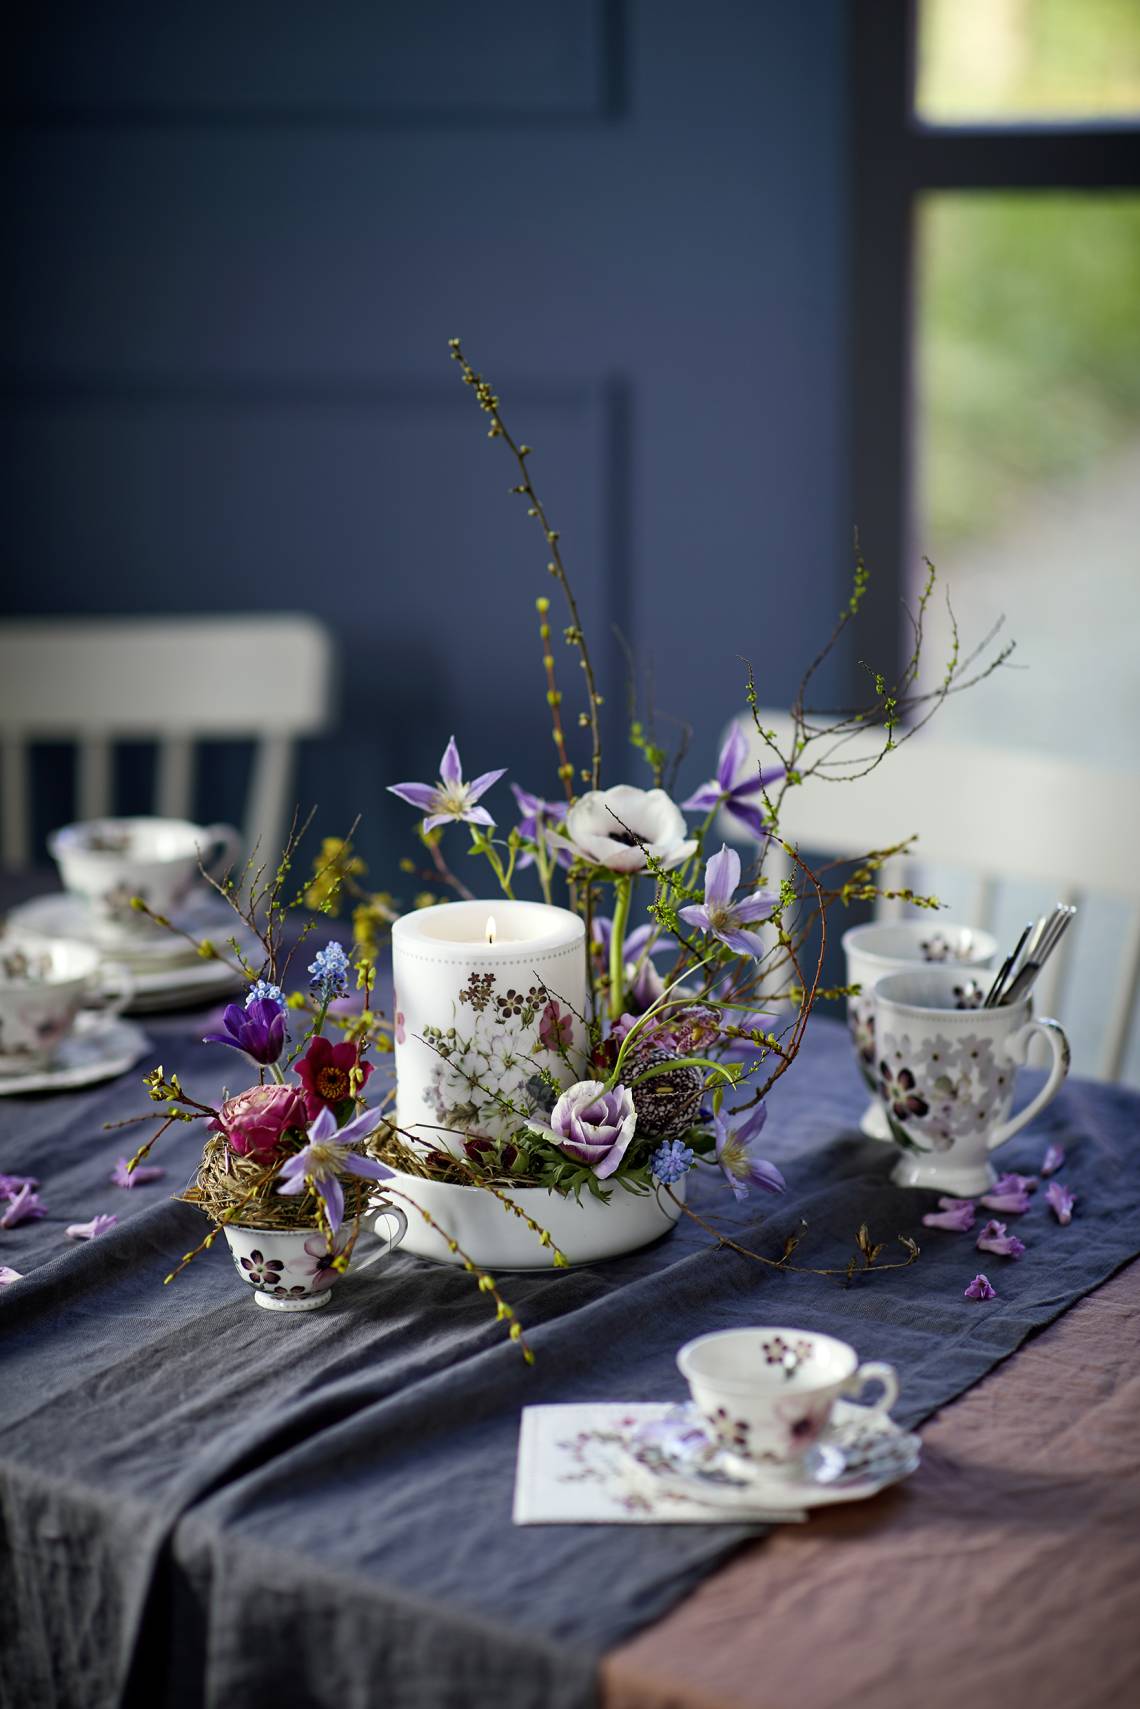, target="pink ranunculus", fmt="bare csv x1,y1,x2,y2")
210,1083,308,1163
